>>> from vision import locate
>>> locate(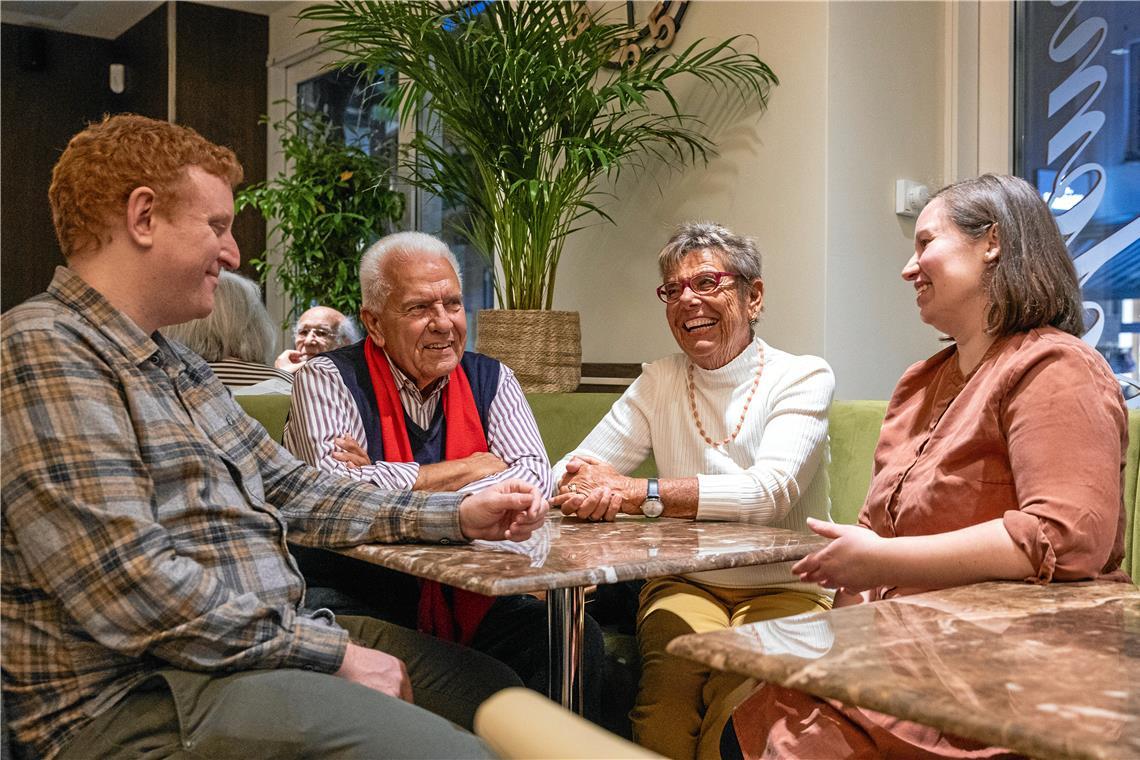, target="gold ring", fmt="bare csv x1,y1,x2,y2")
568,483,578,493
